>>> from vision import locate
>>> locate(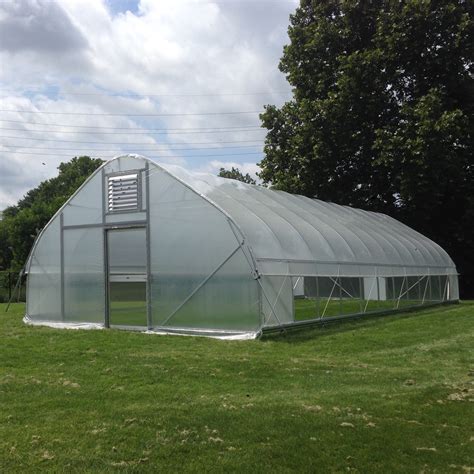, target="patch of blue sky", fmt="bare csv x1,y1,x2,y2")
63,79,144,98
22,85,60,101
106,0,140,16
